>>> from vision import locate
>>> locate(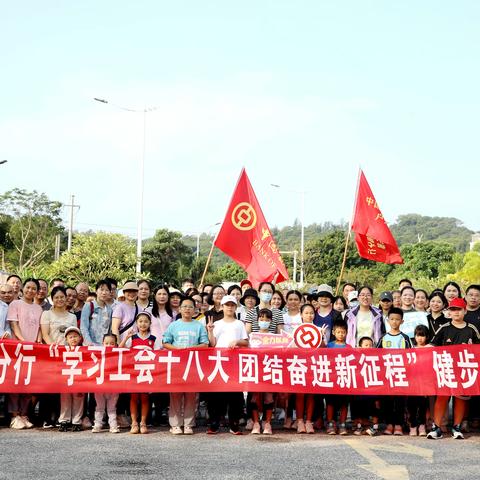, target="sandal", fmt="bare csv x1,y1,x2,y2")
130,422,139,434
140,423,148,434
